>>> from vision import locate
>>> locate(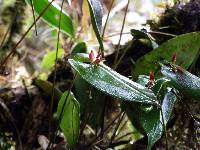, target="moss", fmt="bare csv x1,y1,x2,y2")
149,0,200,43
